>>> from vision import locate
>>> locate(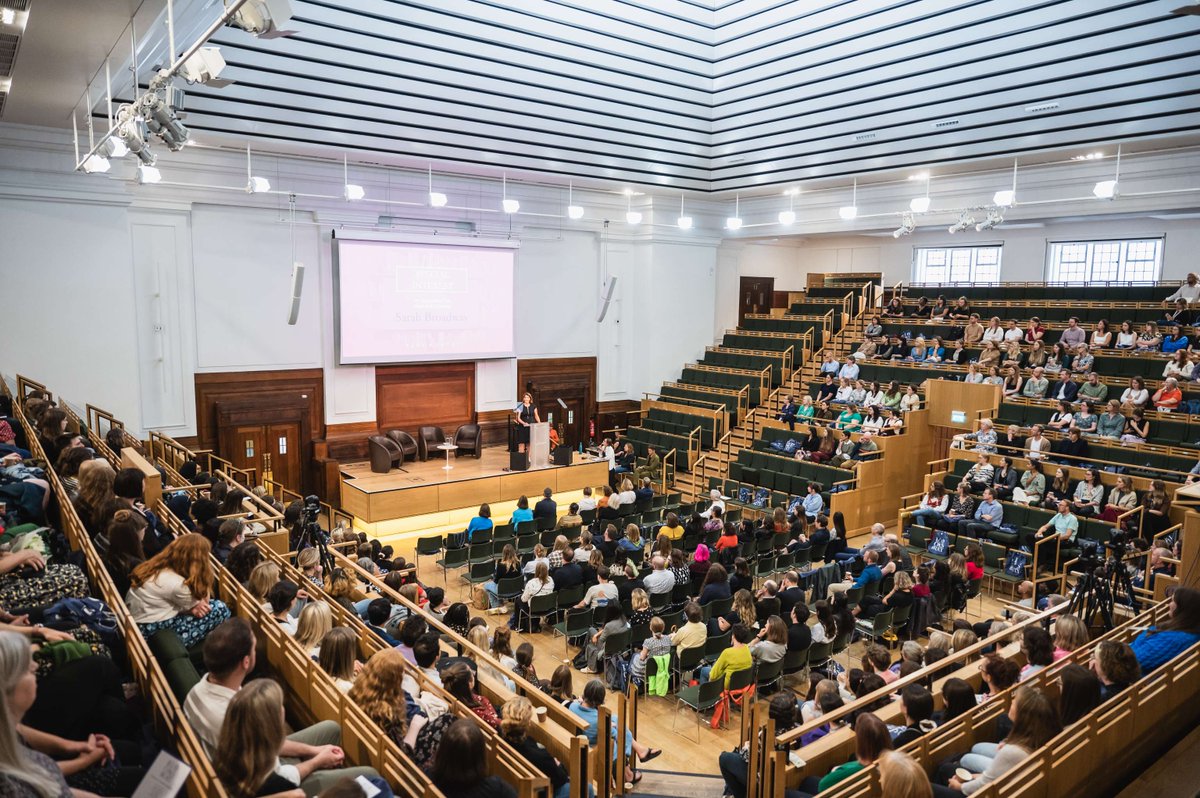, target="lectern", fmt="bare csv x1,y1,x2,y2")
528,422,551,468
